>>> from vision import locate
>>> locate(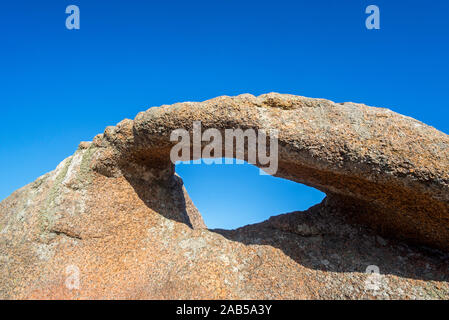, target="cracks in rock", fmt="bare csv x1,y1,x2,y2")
49,230,82,240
